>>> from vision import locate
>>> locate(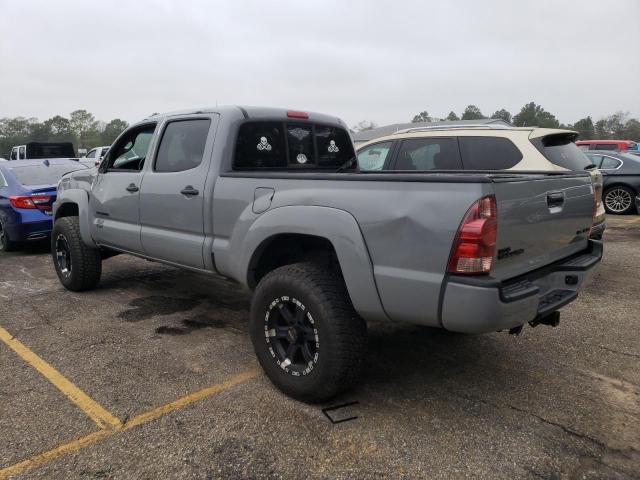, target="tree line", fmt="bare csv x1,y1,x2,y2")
0,110,129,158
354,102,640,141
